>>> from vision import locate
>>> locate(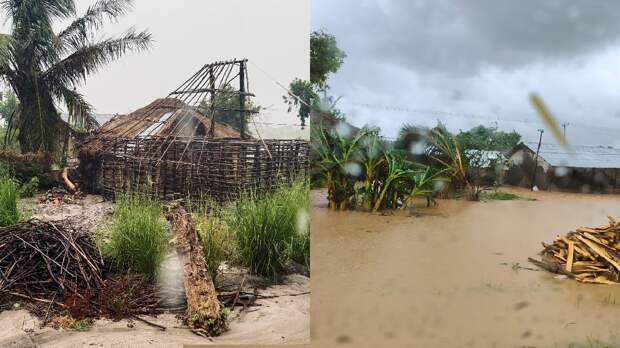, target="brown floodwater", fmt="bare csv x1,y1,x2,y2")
310,187,620,348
